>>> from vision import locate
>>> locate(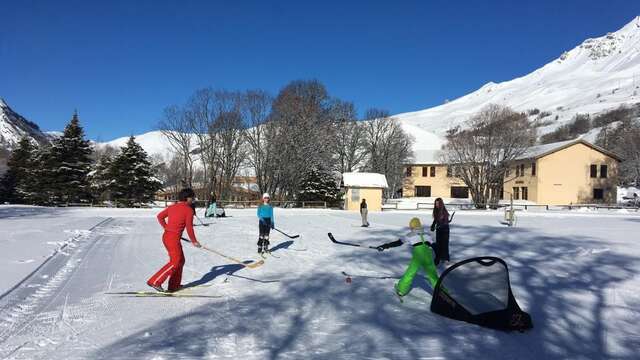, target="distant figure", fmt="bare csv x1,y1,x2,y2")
360,199,370,227
205,192,217,218
147,188,201,293
430,197,452,266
